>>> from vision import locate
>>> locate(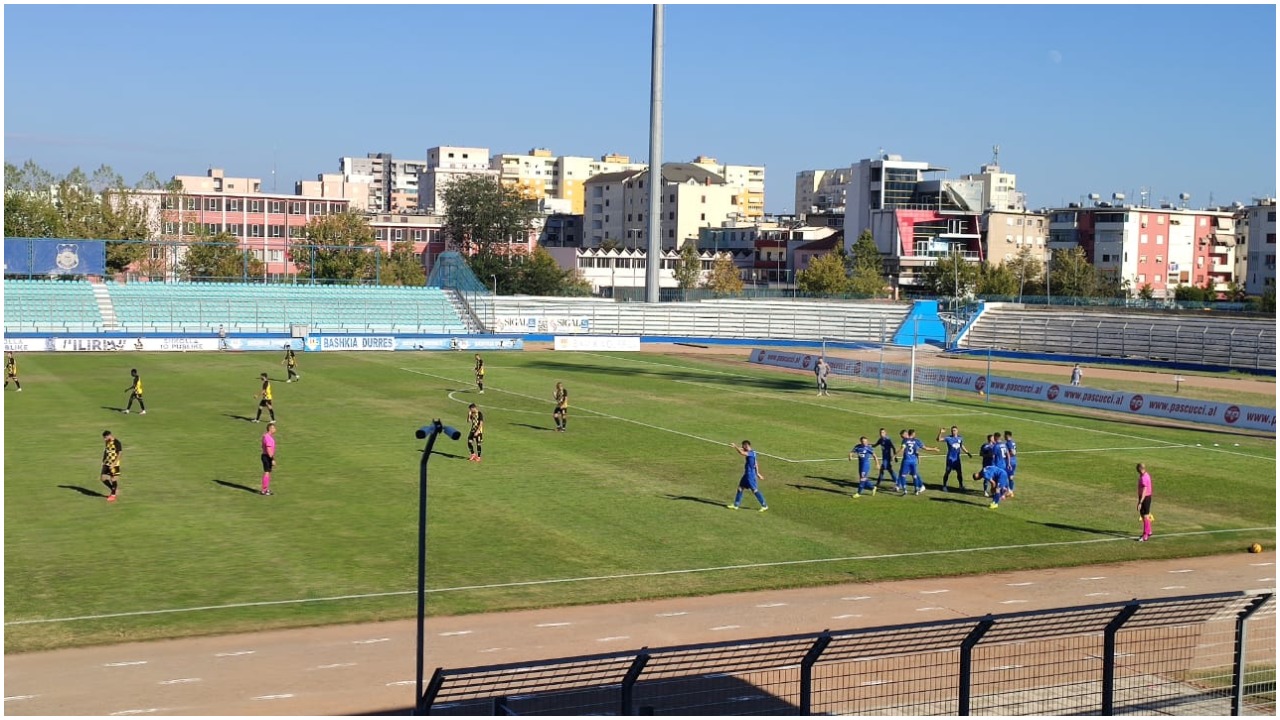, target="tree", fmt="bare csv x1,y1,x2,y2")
703,253,744,296
441,175,537,254
380,240,426,286
1137,283,1155,300
1047,246,1098,298
295,211,377,282
1003,246,1043,298
976,262,1019,297
919,250,980,298
846,230,886,297
795,252,850,295
673,242,702,290
181,231,263,281
514,247,575,295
